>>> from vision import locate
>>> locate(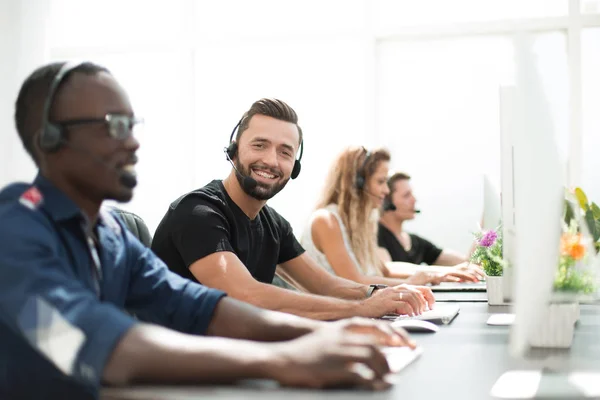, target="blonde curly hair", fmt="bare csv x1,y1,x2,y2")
315,146,390,274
